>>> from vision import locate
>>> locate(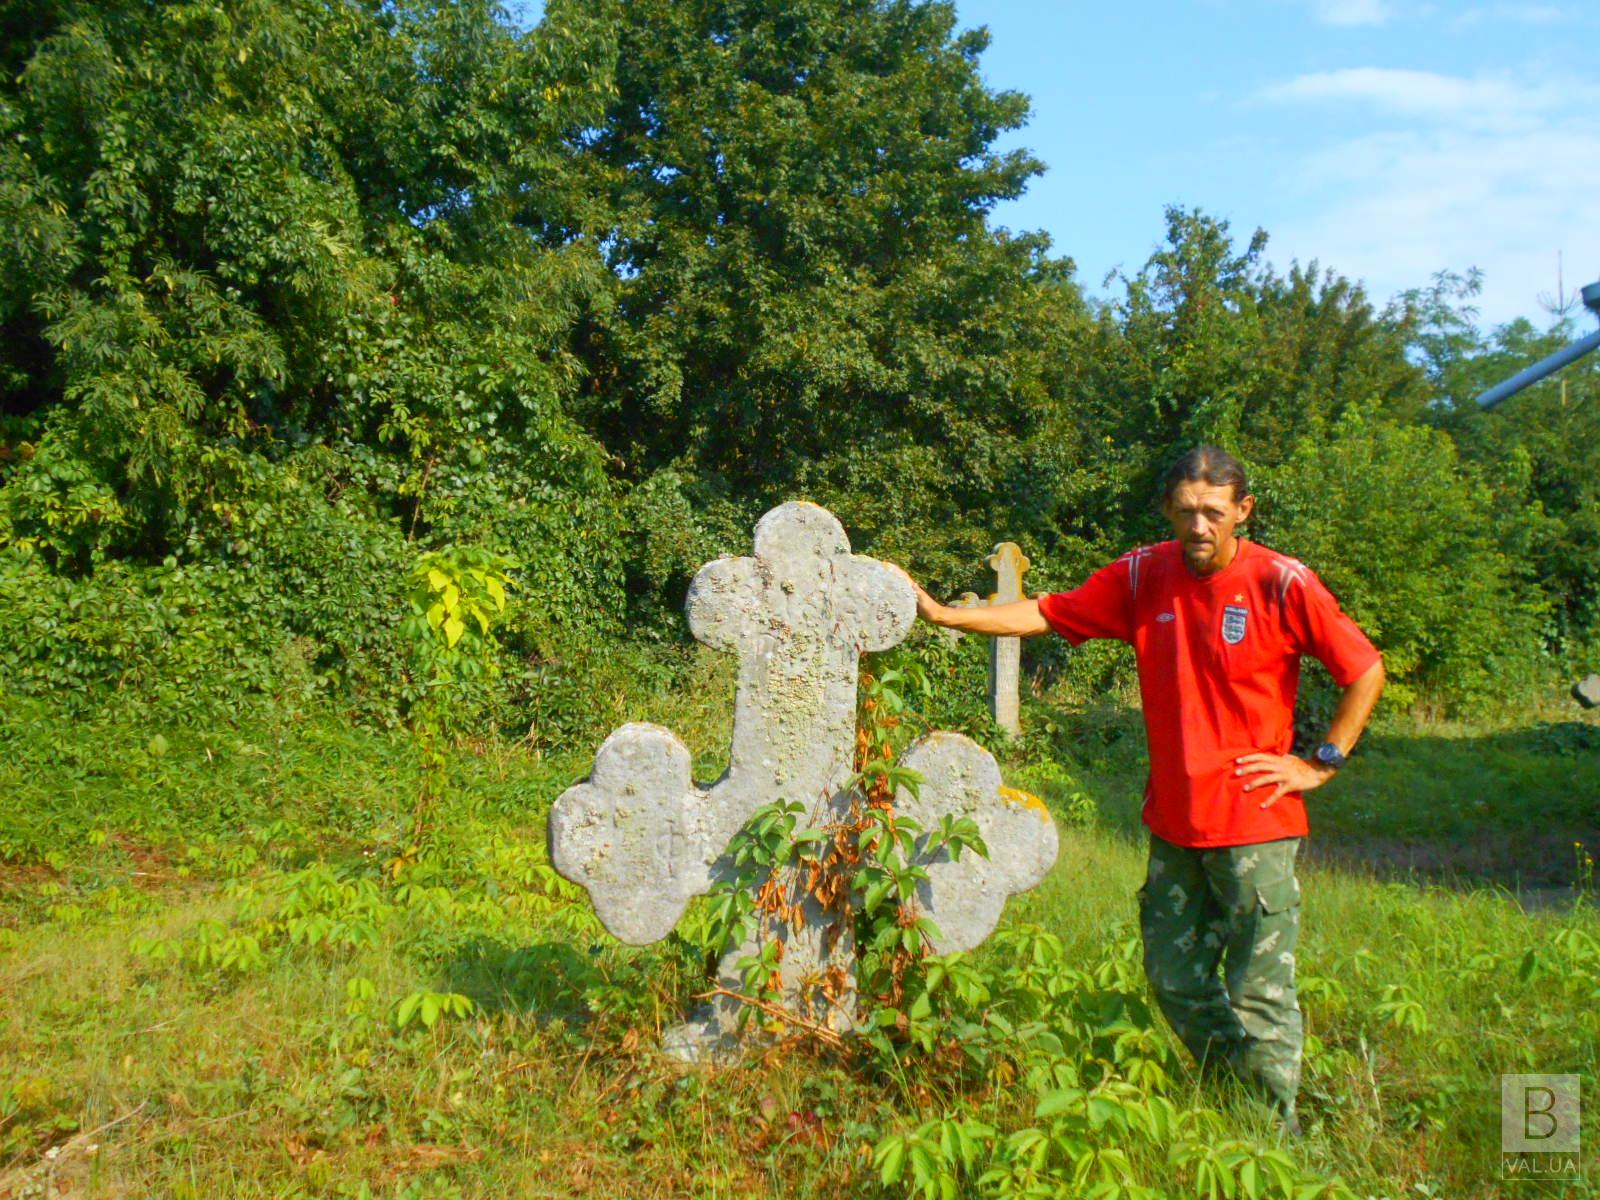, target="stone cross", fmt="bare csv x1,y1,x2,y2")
549,502,1059,1061
985,542,1031,736
939,544,1032,736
